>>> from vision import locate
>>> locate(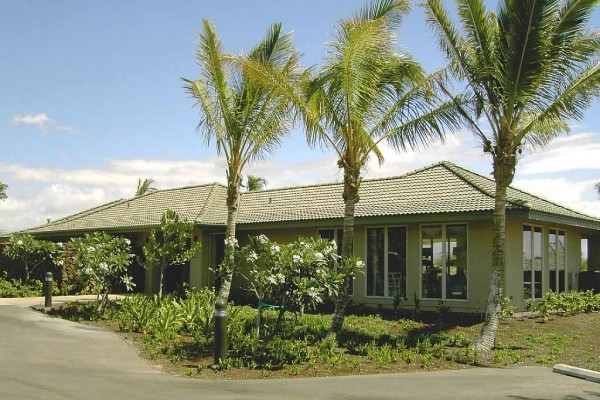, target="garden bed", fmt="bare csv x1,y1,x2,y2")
45,292,600,379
